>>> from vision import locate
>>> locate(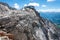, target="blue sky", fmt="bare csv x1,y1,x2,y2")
0,0,60,12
